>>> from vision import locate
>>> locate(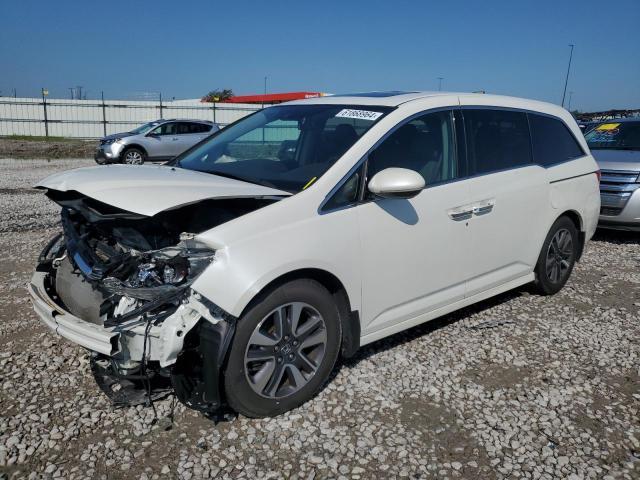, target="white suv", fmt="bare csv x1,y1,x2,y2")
30,92,600,417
